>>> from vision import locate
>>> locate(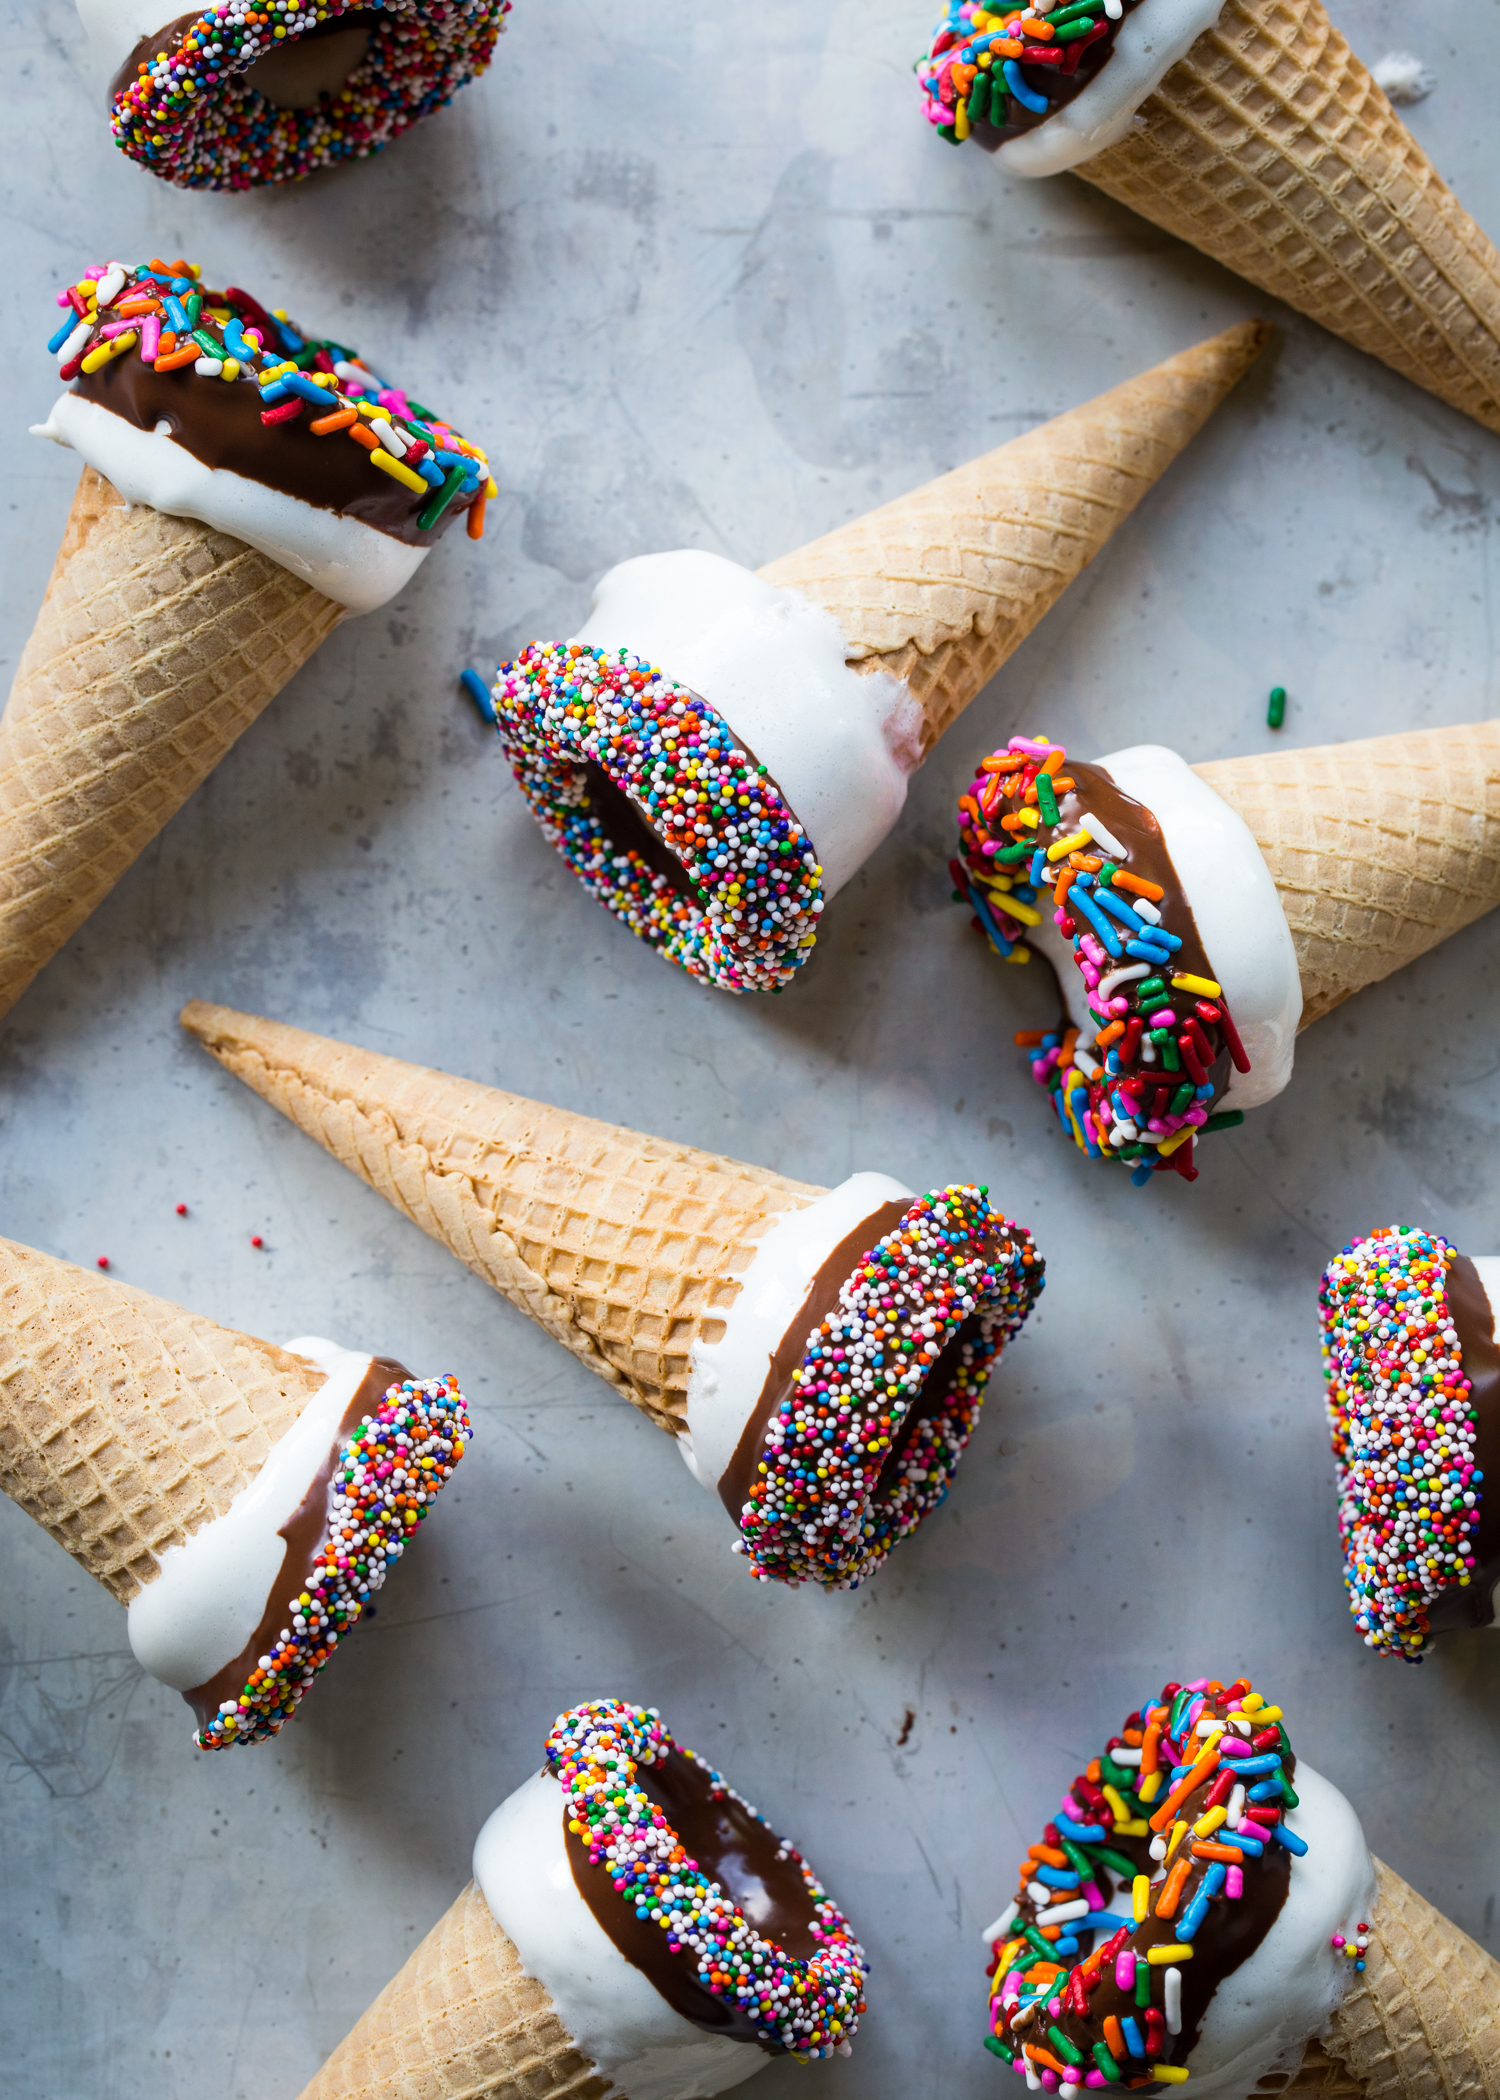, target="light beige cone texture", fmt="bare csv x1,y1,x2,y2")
1194,720,1500,1028
180,1001,823,1435
1272,2038,1366,2098
758,321,1266,756
298,1879,610,2100
0,1236,325,1605
0,465,343,1022
1075,0,1500,435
